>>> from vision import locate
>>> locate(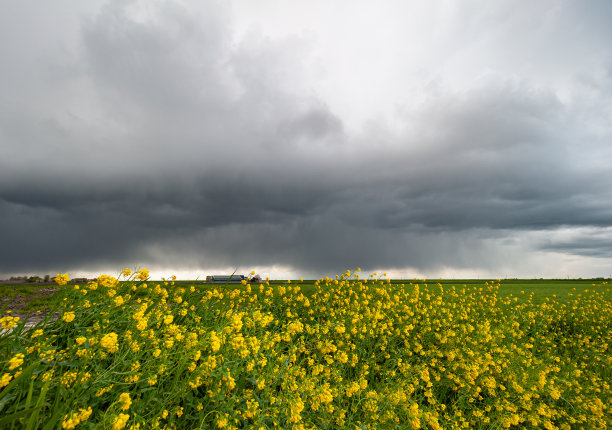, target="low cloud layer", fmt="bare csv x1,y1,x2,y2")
1,1,611,278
